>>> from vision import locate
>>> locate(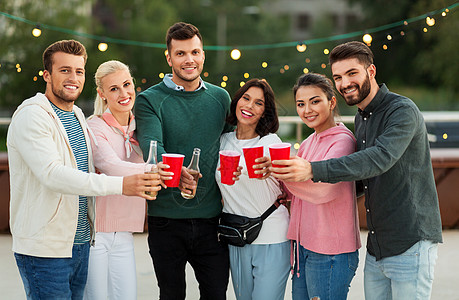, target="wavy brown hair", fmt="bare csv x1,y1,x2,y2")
227,79,279,137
